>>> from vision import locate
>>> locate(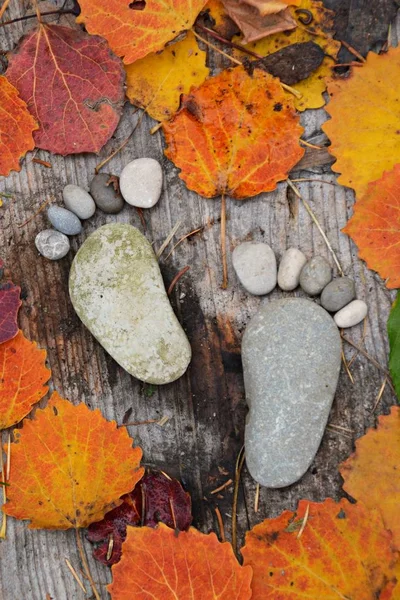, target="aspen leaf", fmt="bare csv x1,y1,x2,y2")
0,330,51,430
77,0,208,64
108,523,253,599
3,393,144,529
163,65,304,199
241,0,301,15
233,0,340,110
0,279,21,345
222,0,296,43
242,498,398,599
388,296,400,399
6,24,125,155
125,32,209,122
0,76,37,176
340,407,400,550
323,47,400,197
342,164,400,289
